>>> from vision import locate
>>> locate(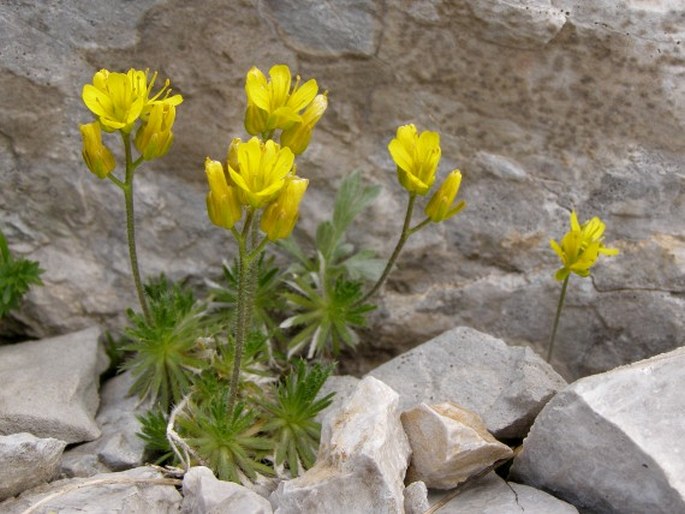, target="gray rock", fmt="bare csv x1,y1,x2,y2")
0,327,109,443
510,346,685,514
1,0,683,382
403,481,430,514
271,376,411,514
402,402,513,489
61,370,154,476
429,472,578,513
0,466,182,514
182,466,273,514
369,326,567,438
0,433,66,501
